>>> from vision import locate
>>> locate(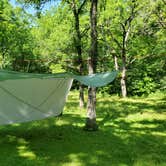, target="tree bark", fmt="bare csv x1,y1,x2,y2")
113,54,119,70
84,0,98,131
121,55,127,97
121,29,127,98
79,84,84,108
74,11,85,108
